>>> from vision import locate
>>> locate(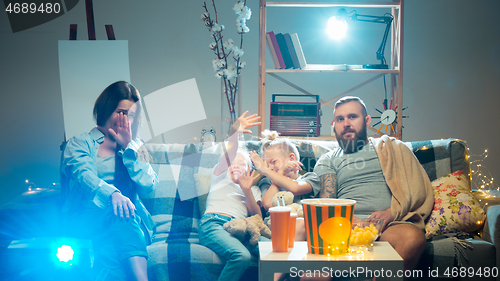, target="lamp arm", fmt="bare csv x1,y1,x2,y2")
351,12,393,66
351,14,388,24
340,9,394,67
376,20,392,65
